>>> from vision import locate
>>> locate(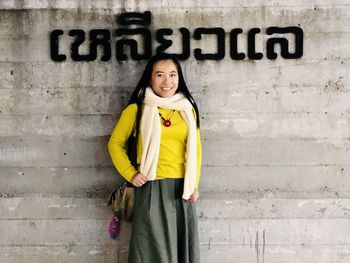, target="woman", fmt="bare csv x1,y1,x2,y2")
108,53,202,263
